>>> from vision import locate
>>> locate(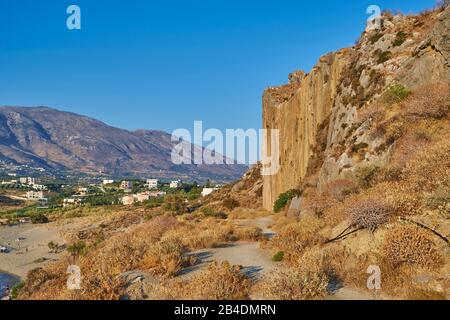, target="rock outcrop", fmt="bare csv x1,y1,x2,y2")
262,6,450,211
